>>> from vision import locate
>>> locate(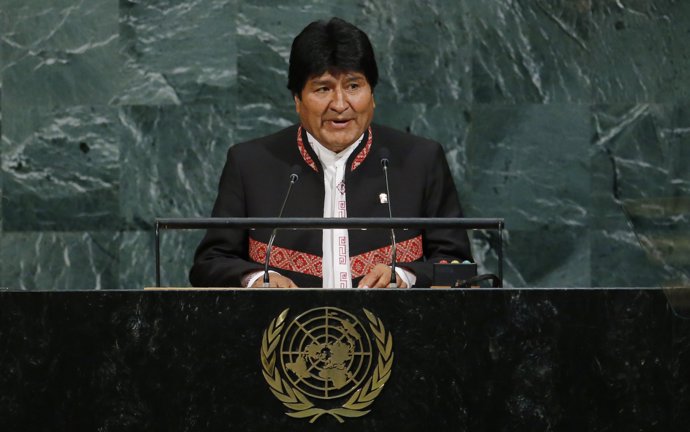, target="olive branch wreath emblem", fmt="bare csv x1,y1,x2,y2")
260,308,394,423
